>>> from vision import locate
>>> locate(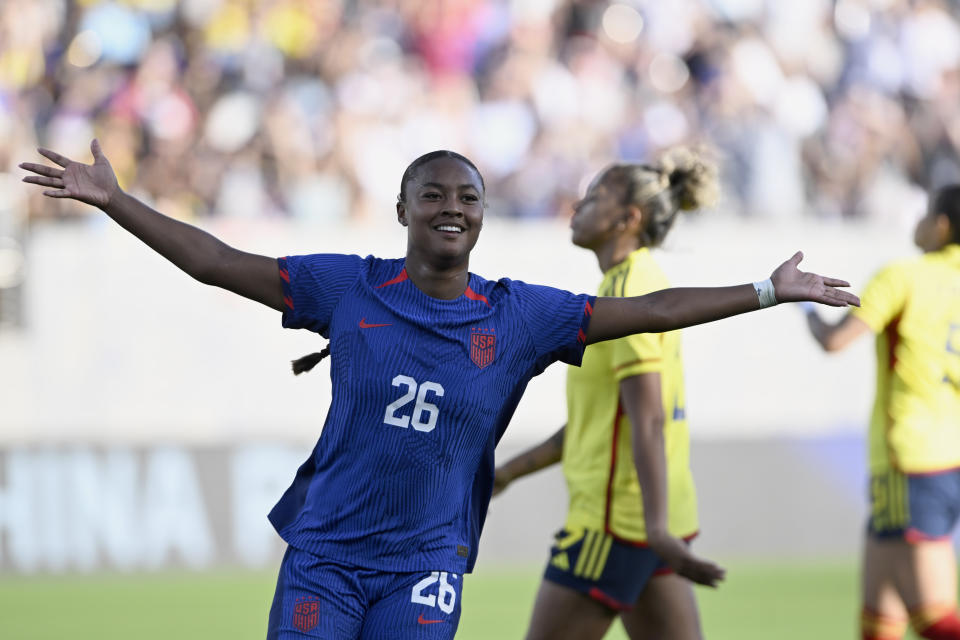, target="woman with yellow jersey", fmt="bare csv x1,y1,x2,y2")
804,185,960,640
494,148,724,640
